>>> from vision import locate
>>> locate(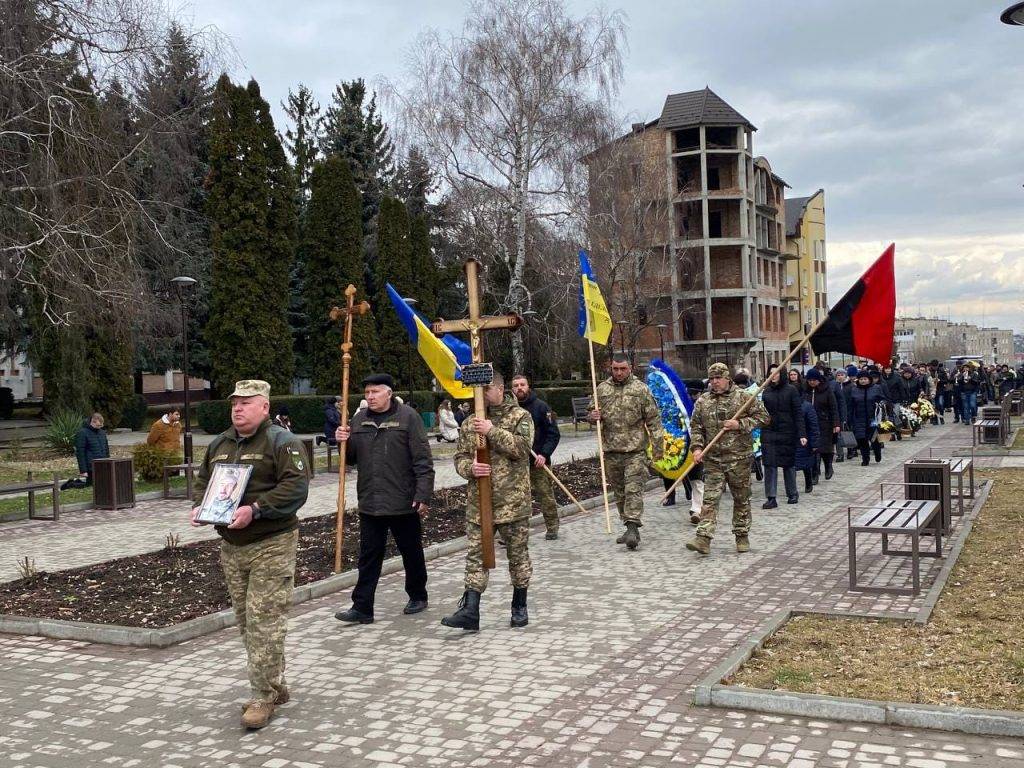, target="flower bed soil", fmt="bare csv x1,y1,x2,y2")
0,458,606,628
